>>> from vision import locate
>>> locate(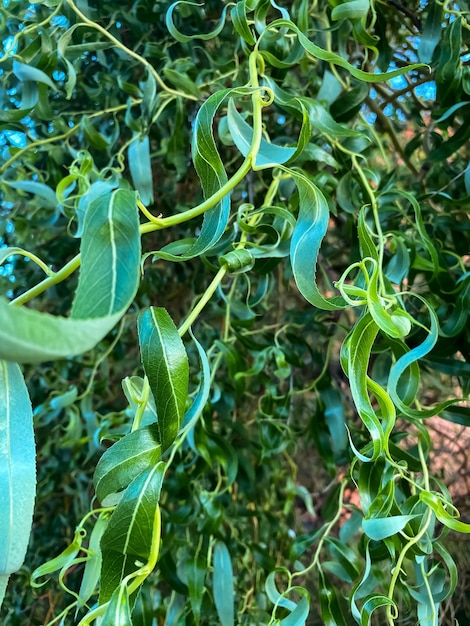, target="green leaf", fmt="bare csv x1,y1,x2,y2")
264,19,426,83
362,515,418,541
128,135,154,205
166,2,230,42
78,514,109,607
12,59,58,91
227,98,296,167
100,463,165,603
101,584,132,625
0,362,35,607
186,556,206,625
94,425,162,503
138,308,189,451
331,0,369,21
289,170,346,310
72,189,140,318
418,0,443,63
213,541,234,626
0,190,141,364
